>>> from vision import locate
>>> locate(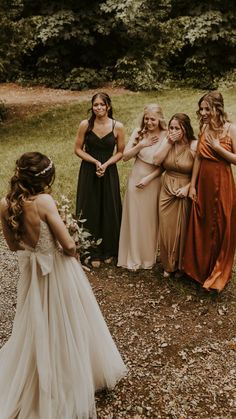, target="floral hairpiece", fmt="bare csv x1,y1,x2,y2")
34,159,53,177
